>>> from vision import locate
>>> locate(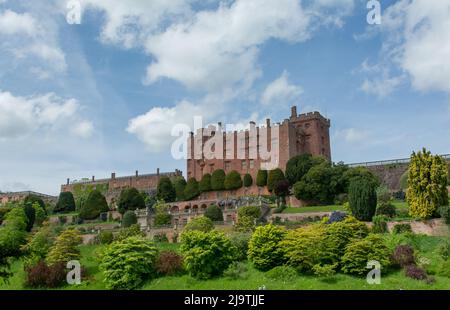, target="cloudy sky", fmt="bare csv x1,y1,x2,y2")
0,0,449,195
